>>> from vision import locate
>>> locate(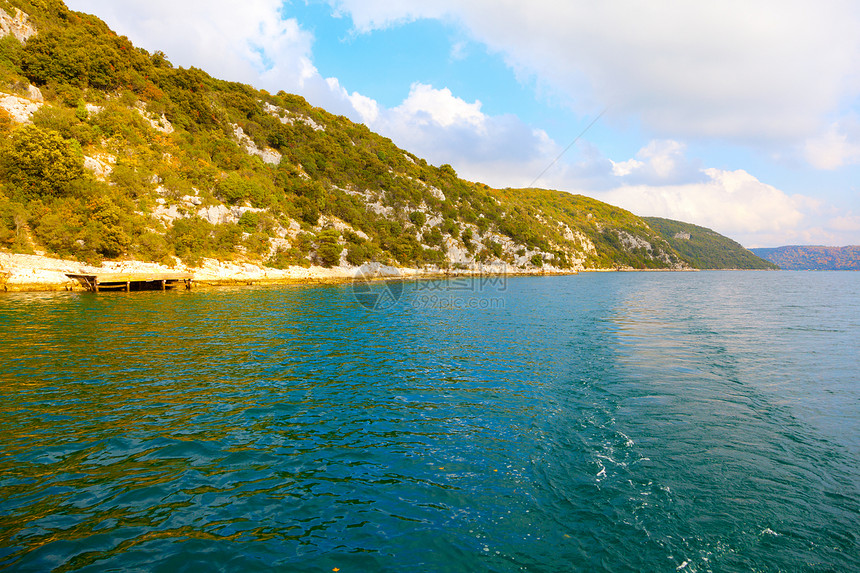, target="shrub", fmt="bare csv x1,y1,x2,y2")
0,194,29,252
422,226,444,248
243,232,271,256
295,196,320,225
238,210,260,233
86,195,130,258
461,228,474,251
267,246,309,269
409,210,426,227
317,228,341,268
0,125,84,198
167,217,215,266
135,231,171,263
441,218,459,239
216,172,275,207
